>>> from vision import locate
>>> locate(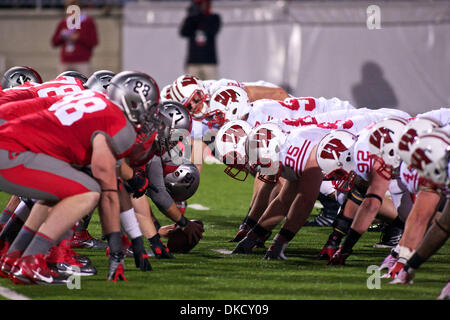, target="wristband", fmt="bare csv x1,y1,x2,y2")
176,215,188,228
